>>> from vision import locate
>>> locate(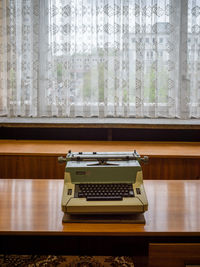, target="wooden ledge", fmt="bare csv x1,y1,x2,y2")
1,118,200,129
0,140,200,158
